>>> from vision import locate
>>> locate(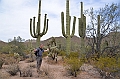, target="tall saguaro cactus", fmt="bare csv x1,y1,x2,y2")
61,0,76,56
30,0,49,46
78,2,86,54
